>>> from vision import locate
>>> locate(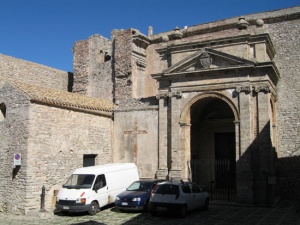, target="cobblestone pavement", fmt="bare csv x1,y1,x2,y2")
1,200,299,225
